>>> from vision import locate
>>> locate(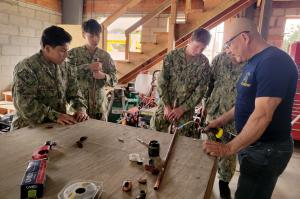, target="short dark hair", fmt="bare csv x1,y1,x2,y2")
82,19,102,35
191,28,211,45
41,26,72,47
